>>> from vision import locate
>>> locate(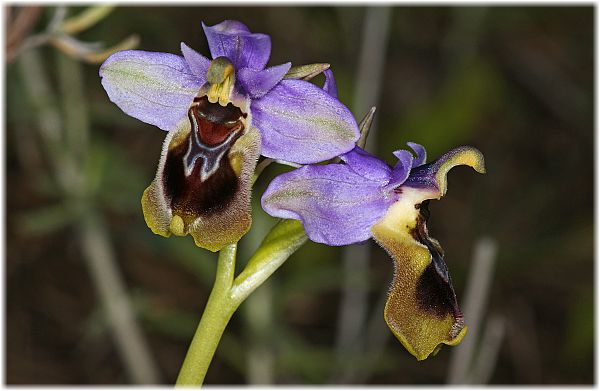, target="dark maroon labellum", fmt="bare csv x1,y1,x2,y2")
162,96,247,218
